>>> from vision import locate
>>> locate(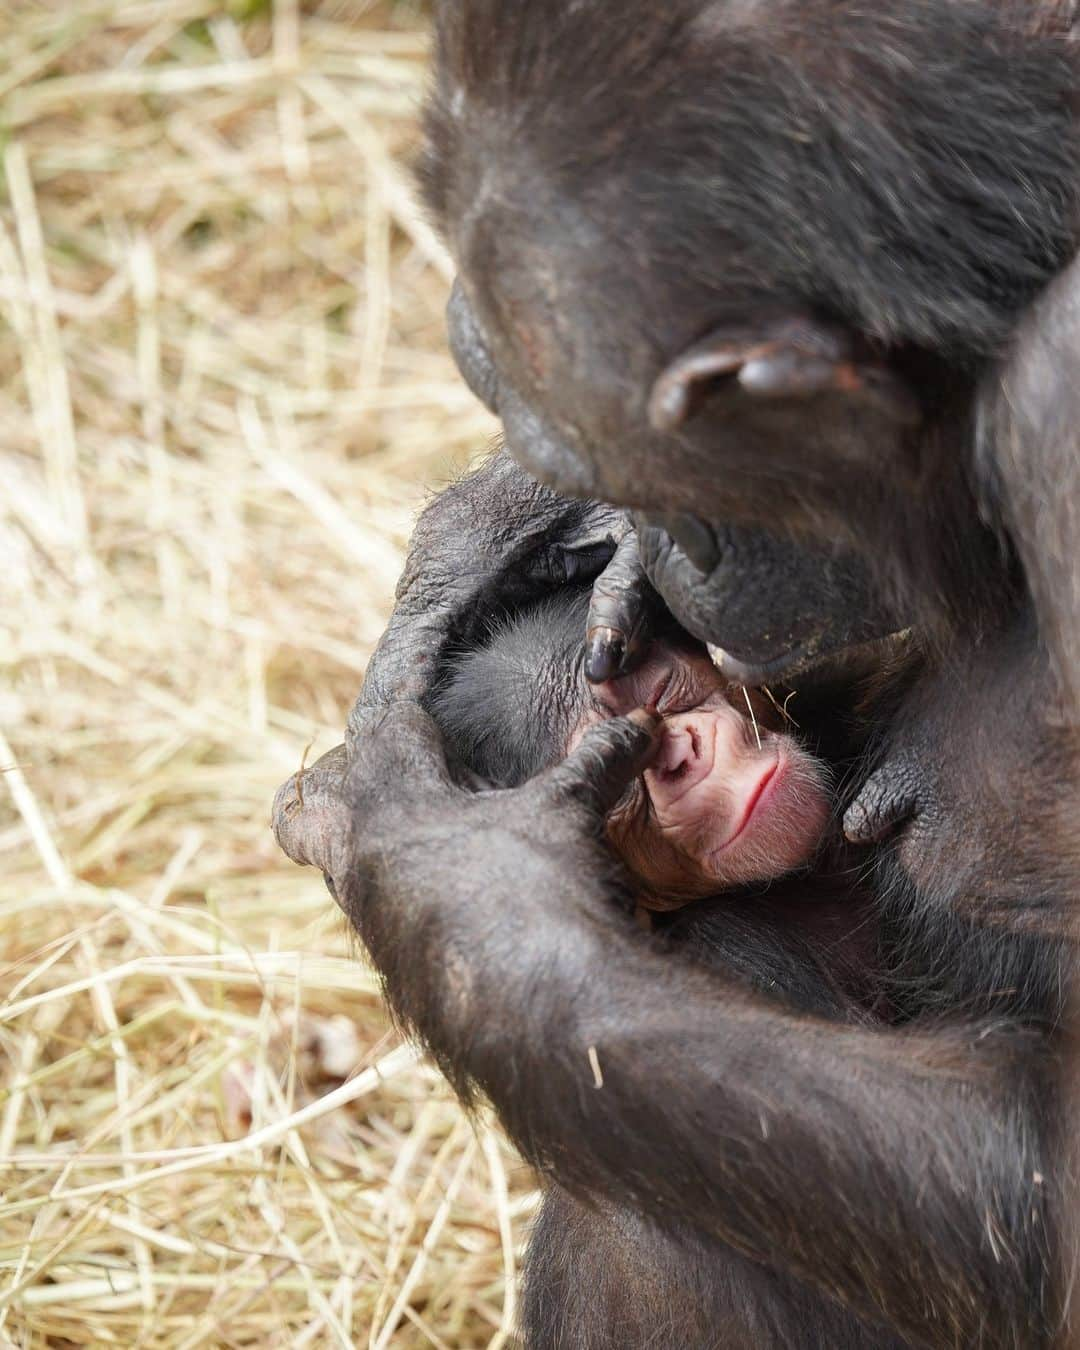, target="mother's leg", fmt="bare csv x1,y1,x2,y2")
523,1187,910,1350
